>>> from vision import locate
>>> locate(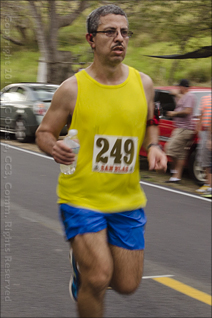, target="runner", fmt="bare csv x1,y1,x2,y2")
36,4,167,318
